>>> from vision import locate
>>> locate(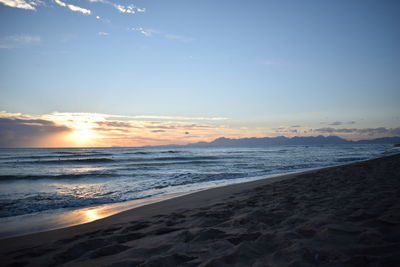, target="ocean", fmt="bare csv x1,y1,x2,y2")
0,144,399,237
